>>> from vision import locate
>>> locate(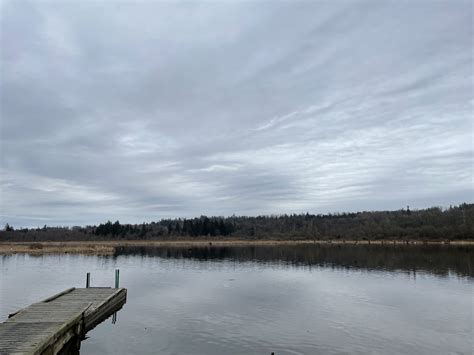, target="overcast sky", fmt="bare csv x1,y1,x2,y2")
1,0,472,227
